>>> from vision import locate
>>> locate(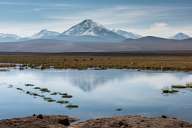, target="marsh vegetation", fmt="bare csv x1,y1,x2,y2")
1,68,192,121
0,53,192,71
162,82,192,94
8,83,79,109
